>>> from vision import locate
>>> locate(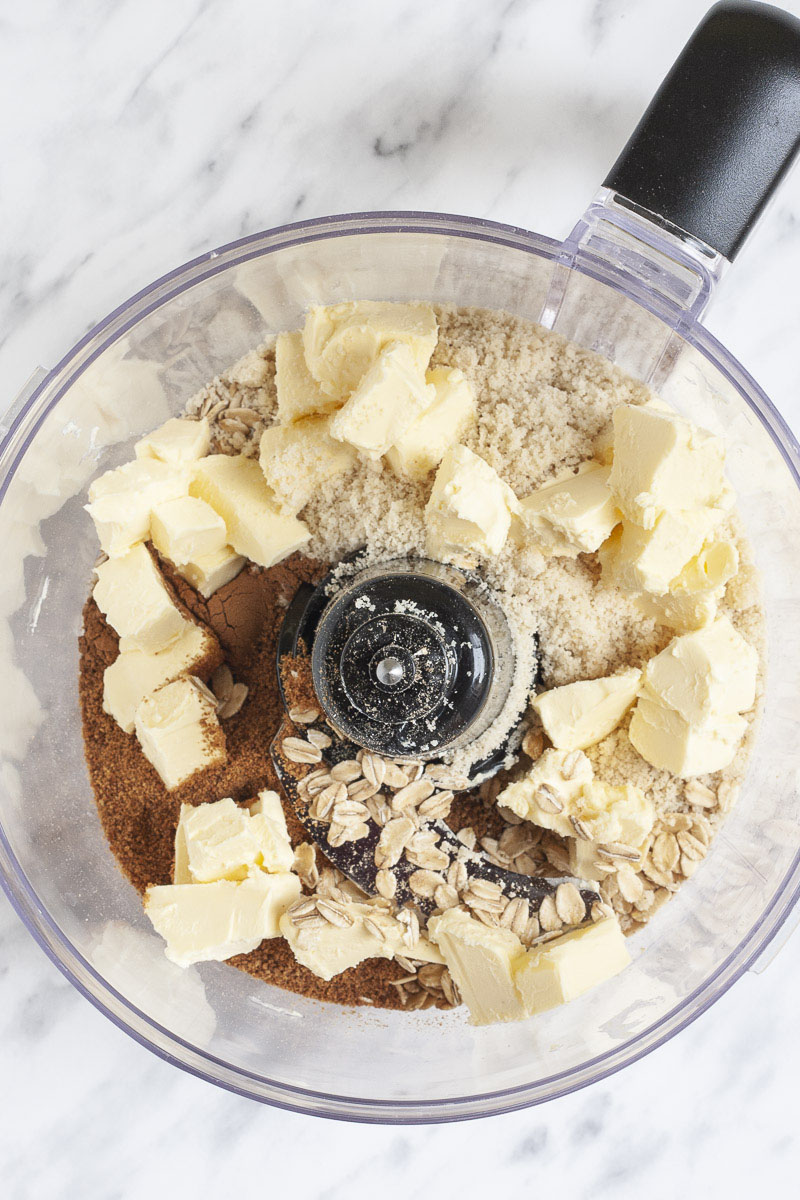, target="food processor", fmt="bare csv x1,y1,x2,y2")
1,1,799,1121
